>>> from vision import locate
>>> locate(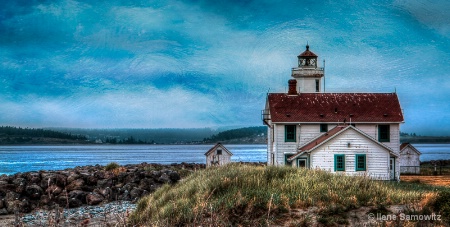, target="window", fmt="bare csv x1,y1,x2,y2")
320,124,328,132
355,154,366,171
285,125,296,142
378,125,390,142
315,79,320,92
284,154,294,166
217,149,222,155
297,159,307,168
334,154,345,171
